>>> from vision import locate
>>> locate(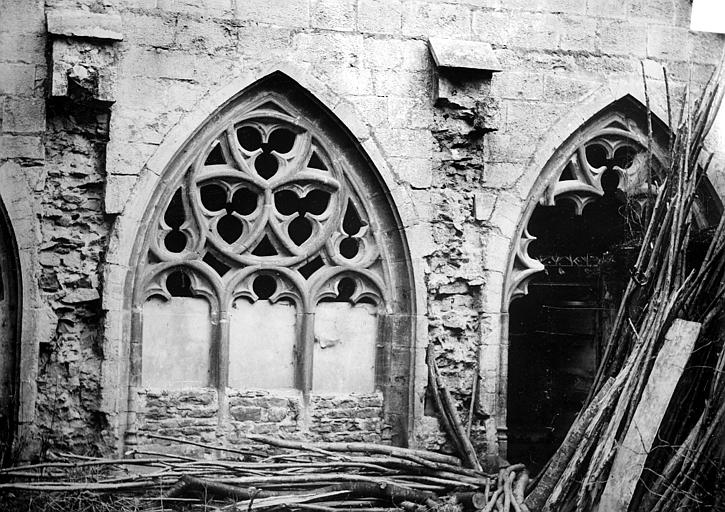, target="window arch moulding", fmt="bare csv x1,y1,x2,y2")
493,95,722,462
119,72,418,450
0,162,43,459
